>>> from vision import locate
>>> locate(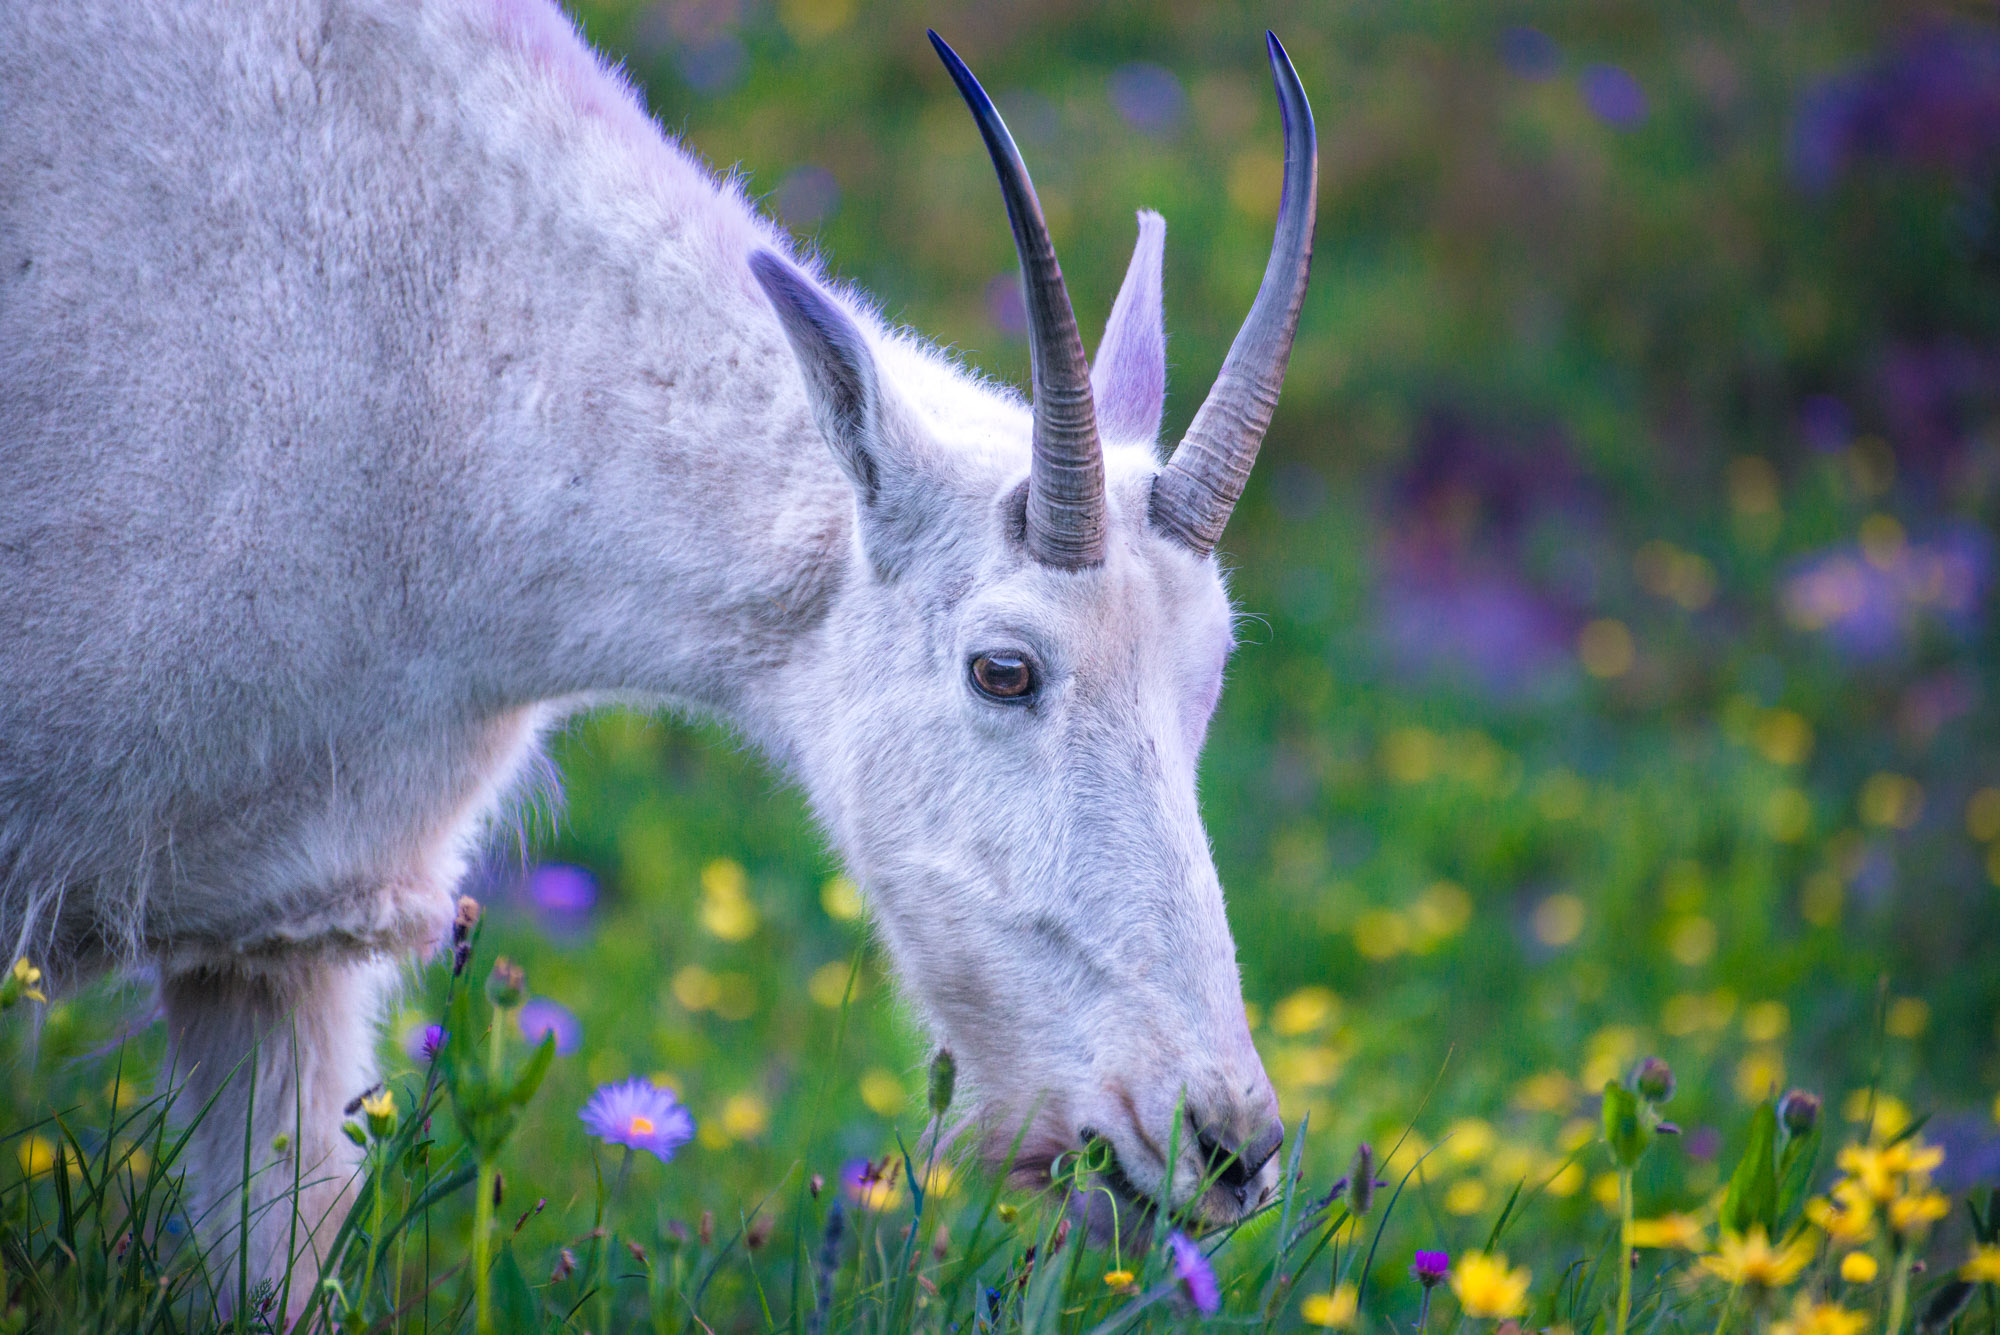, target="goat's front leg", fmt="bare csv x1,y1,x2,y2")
160,952,396,1319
